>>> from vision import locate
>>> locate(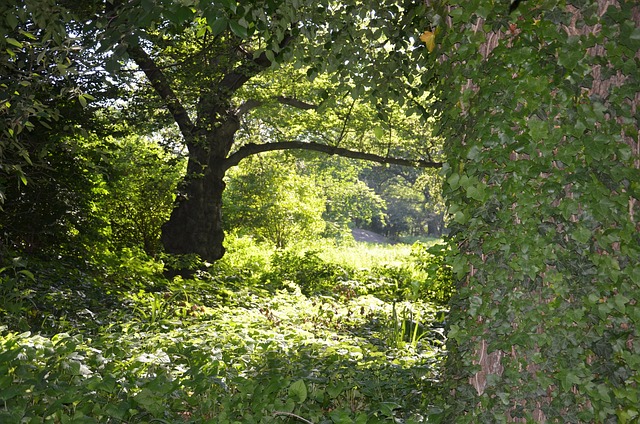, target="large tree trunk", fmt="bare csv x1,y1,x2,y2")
161,118,238,263
435,1,640,422
160,154,226,262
